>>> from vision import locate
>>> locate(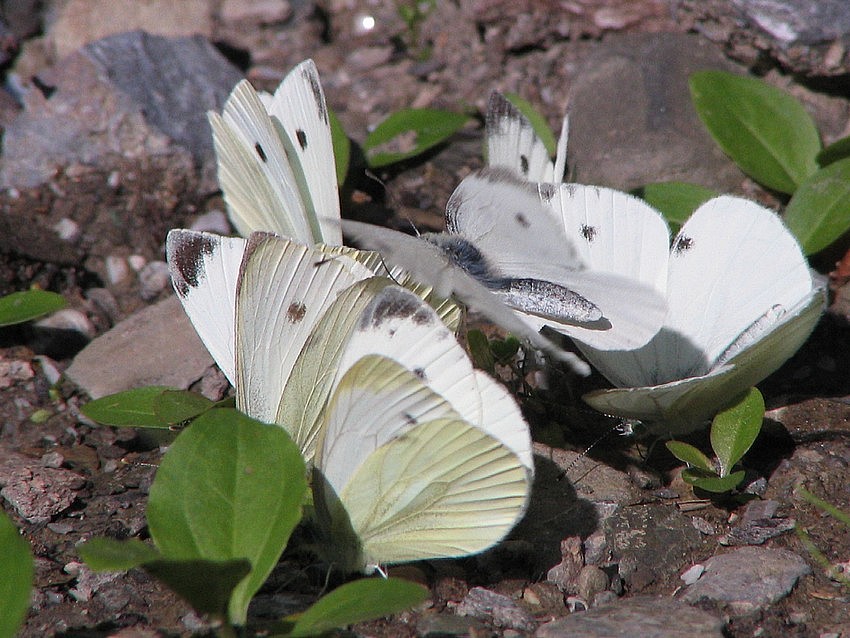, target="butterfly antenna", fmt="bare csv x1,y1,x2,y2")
558,418,634,481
